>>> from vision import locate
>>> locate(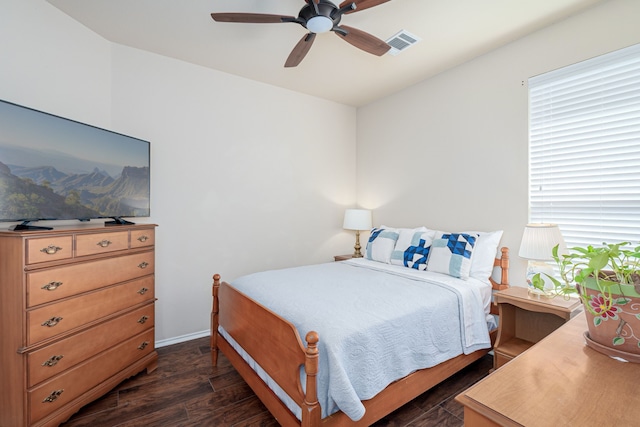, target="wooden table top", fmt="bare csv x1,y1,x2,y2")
458,312,640,426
